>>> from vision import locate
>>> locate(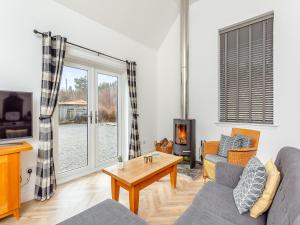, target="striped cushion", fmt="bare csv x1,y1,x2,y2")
233,157,267,214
